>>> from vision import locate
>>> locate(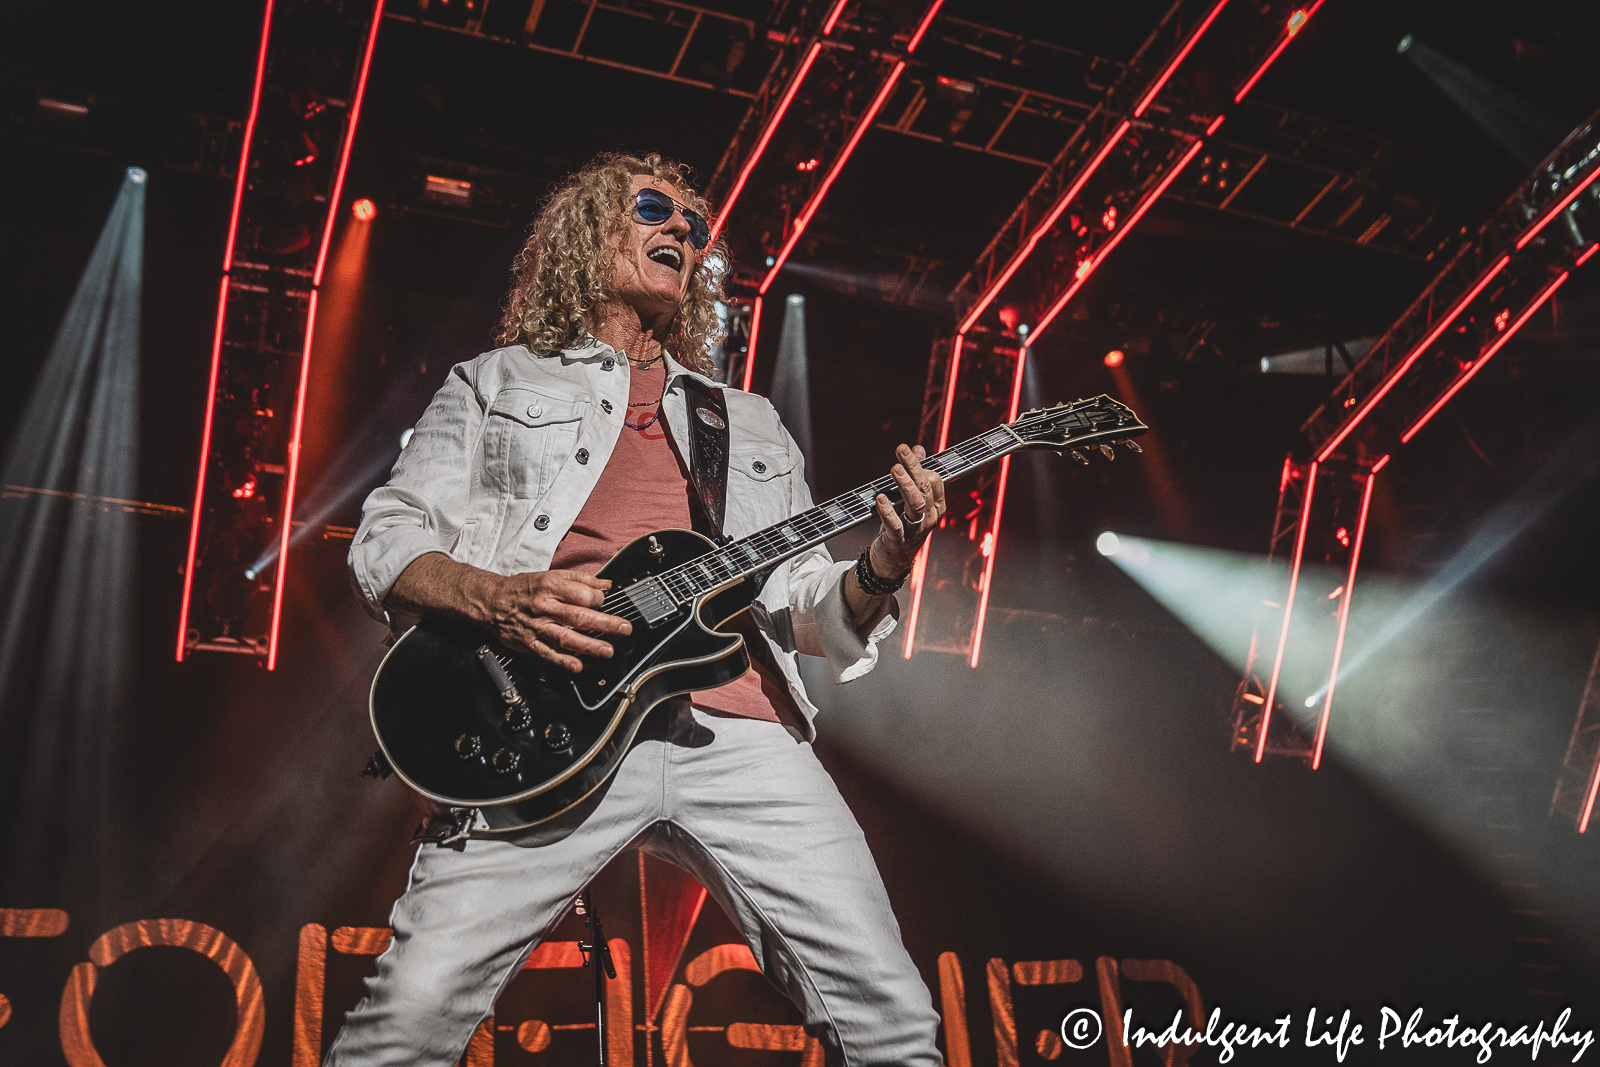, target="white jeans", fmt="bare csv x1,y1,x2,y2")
324,703,942,1066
